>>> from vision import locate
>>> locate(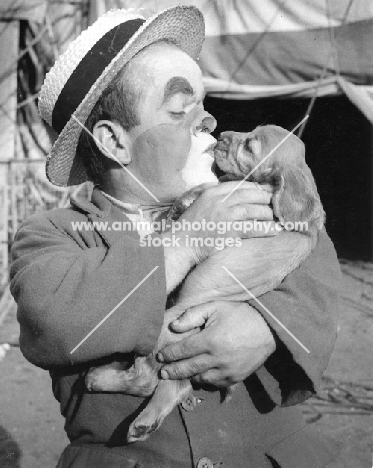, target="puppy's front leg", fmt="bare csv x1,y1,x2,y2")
85,305,190,396
127,379,192,443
